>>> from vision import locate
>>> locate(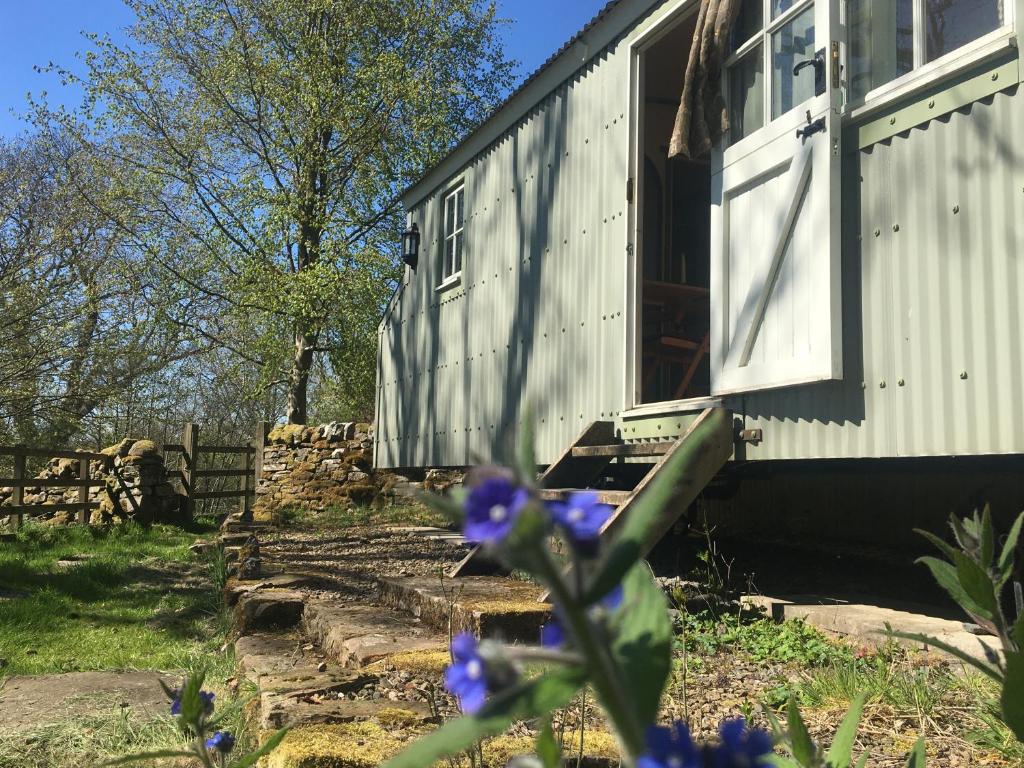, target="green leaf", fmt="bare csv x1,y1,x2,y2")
981,506,995,570
177,668,208,726
916,529,962,565
787,697,816,767
535,719,561,768
903,737,926,767
228,728,289,768
1001,651,1024,742
825,693,866,768
102,751,196,766
915,557,990,621
382,666,587,768
516,408,537,487
765,757,803,768
854,755,869,768
415,489,465,526
609,562,673,726
883,629,1003,682
951,550,999,620
998,513,1024,584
